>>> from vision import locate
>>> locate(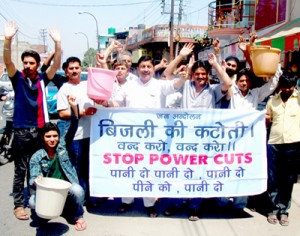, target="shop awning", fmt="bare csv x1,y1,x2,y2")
256,18,300,52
